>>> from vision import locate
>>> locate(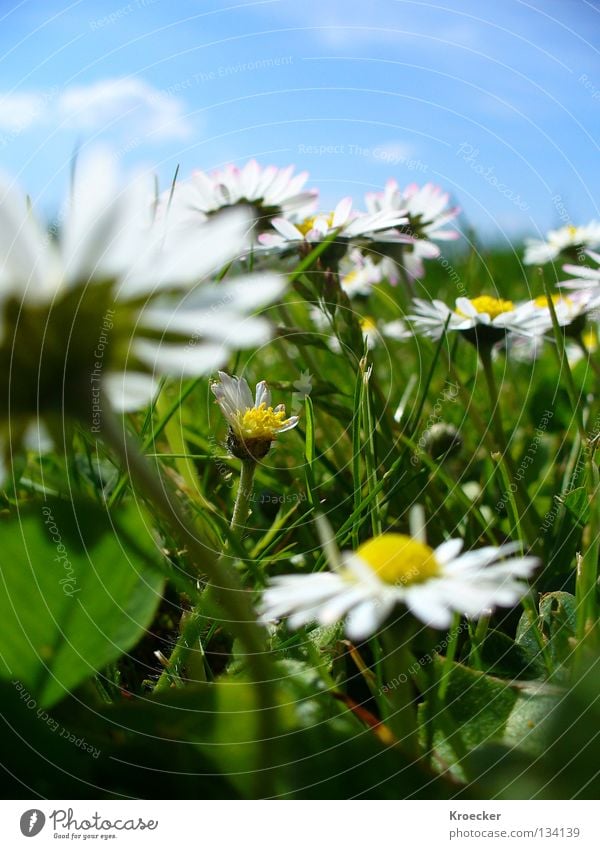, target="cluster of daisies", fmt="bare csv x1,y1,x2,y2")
3,150,600,643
